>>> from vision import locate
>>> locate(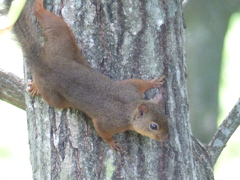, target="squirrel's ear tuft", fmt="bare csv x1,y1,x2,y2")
152,94,163,106
137,104,148,118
